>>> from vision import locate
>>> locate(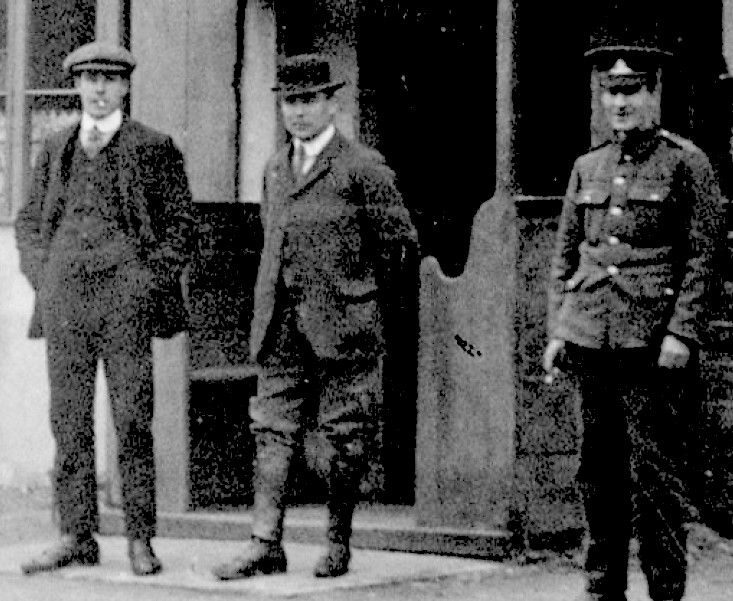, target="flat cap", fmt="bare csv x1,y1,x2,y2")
63,41,136,75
